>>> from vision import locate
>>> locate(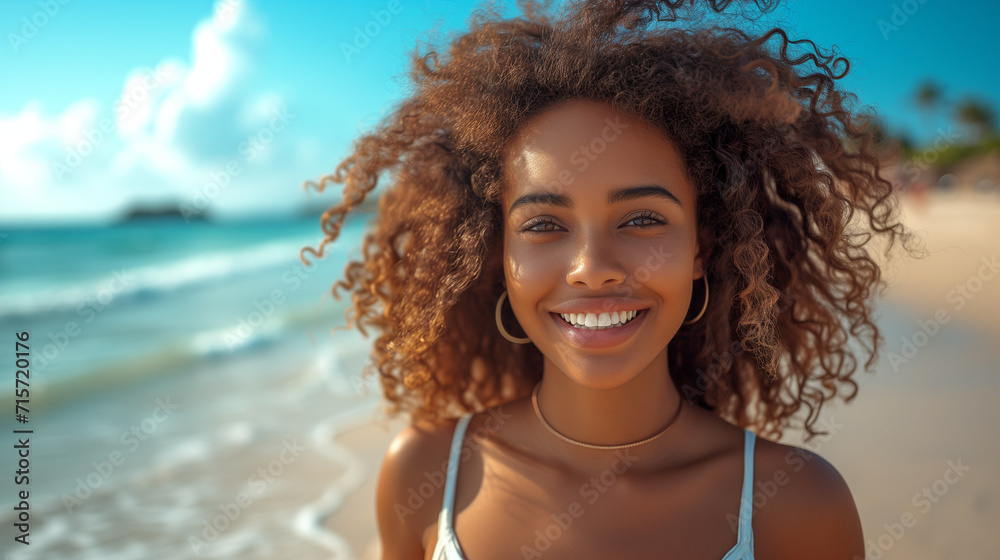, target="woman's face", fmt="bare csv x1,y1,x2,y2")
501,98,703,389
